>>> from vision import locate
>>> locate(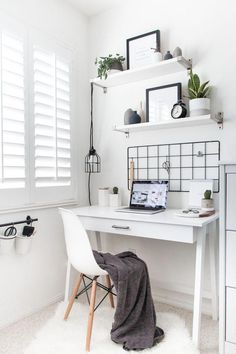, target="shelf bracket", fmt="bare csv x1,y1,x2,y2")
92,82,107,93
212,112,224,129
187,58,193,72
